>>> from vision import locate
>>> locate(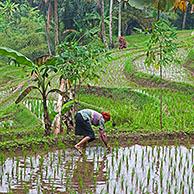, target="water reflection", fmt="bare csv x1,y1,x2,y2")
0,144,193,194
